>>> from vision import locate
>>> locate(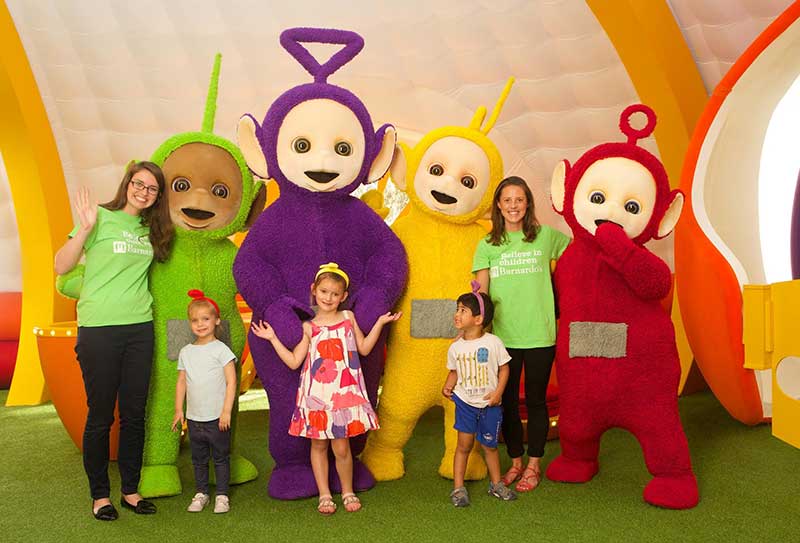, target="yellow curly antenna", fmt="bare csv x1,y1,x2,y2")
467,77,515,135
